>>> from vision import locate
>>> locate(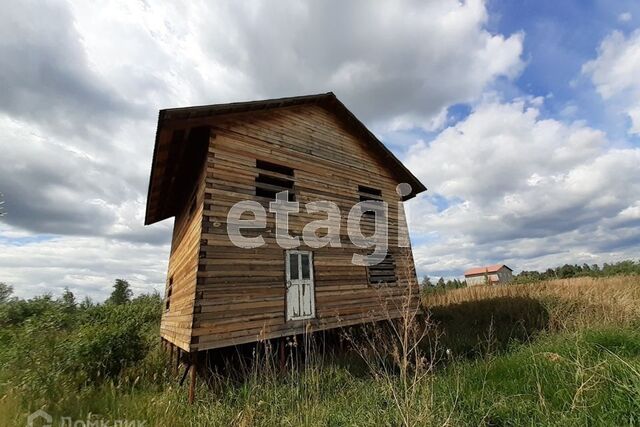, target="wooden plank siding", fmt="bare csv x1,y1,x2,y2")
163,104,422,352
159,136,210,351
